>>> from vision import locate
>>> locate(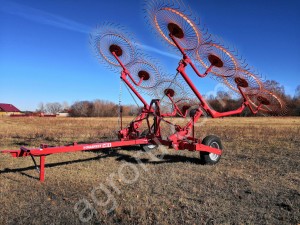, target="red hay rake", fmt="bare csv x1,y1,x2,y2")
1,0,286,182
